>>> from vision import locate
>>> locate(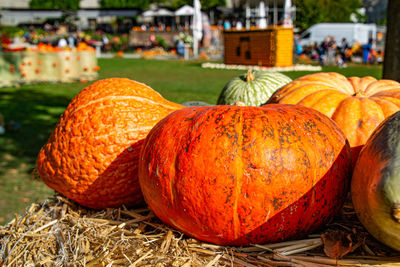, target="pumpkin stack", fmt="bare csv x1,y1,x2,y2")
38,73,398,248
